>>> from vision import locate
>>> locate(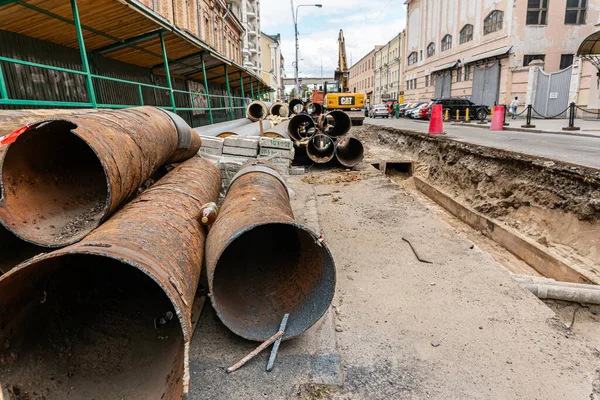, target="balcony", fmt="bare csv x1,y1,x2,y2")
247,6,256,19
247,24,258,36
